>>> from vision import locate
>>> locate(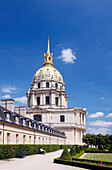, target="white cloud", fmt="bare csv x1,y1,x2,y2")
100,97,104,100
58,48,77,63
2,94,11,99
88,112,104,118
106,113,112,117
89,120,112,127
2,87,16,93
87,128,110,135
14,96,27,104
